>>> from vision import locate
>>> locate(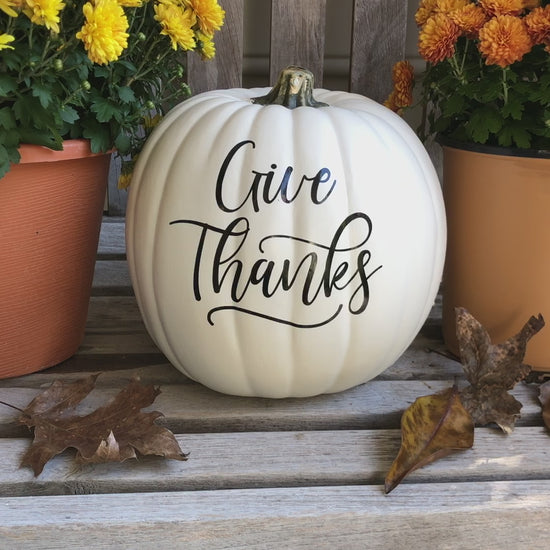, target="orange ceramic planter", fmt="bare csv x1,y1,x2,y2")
441,142,550,371
0,140,111,378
